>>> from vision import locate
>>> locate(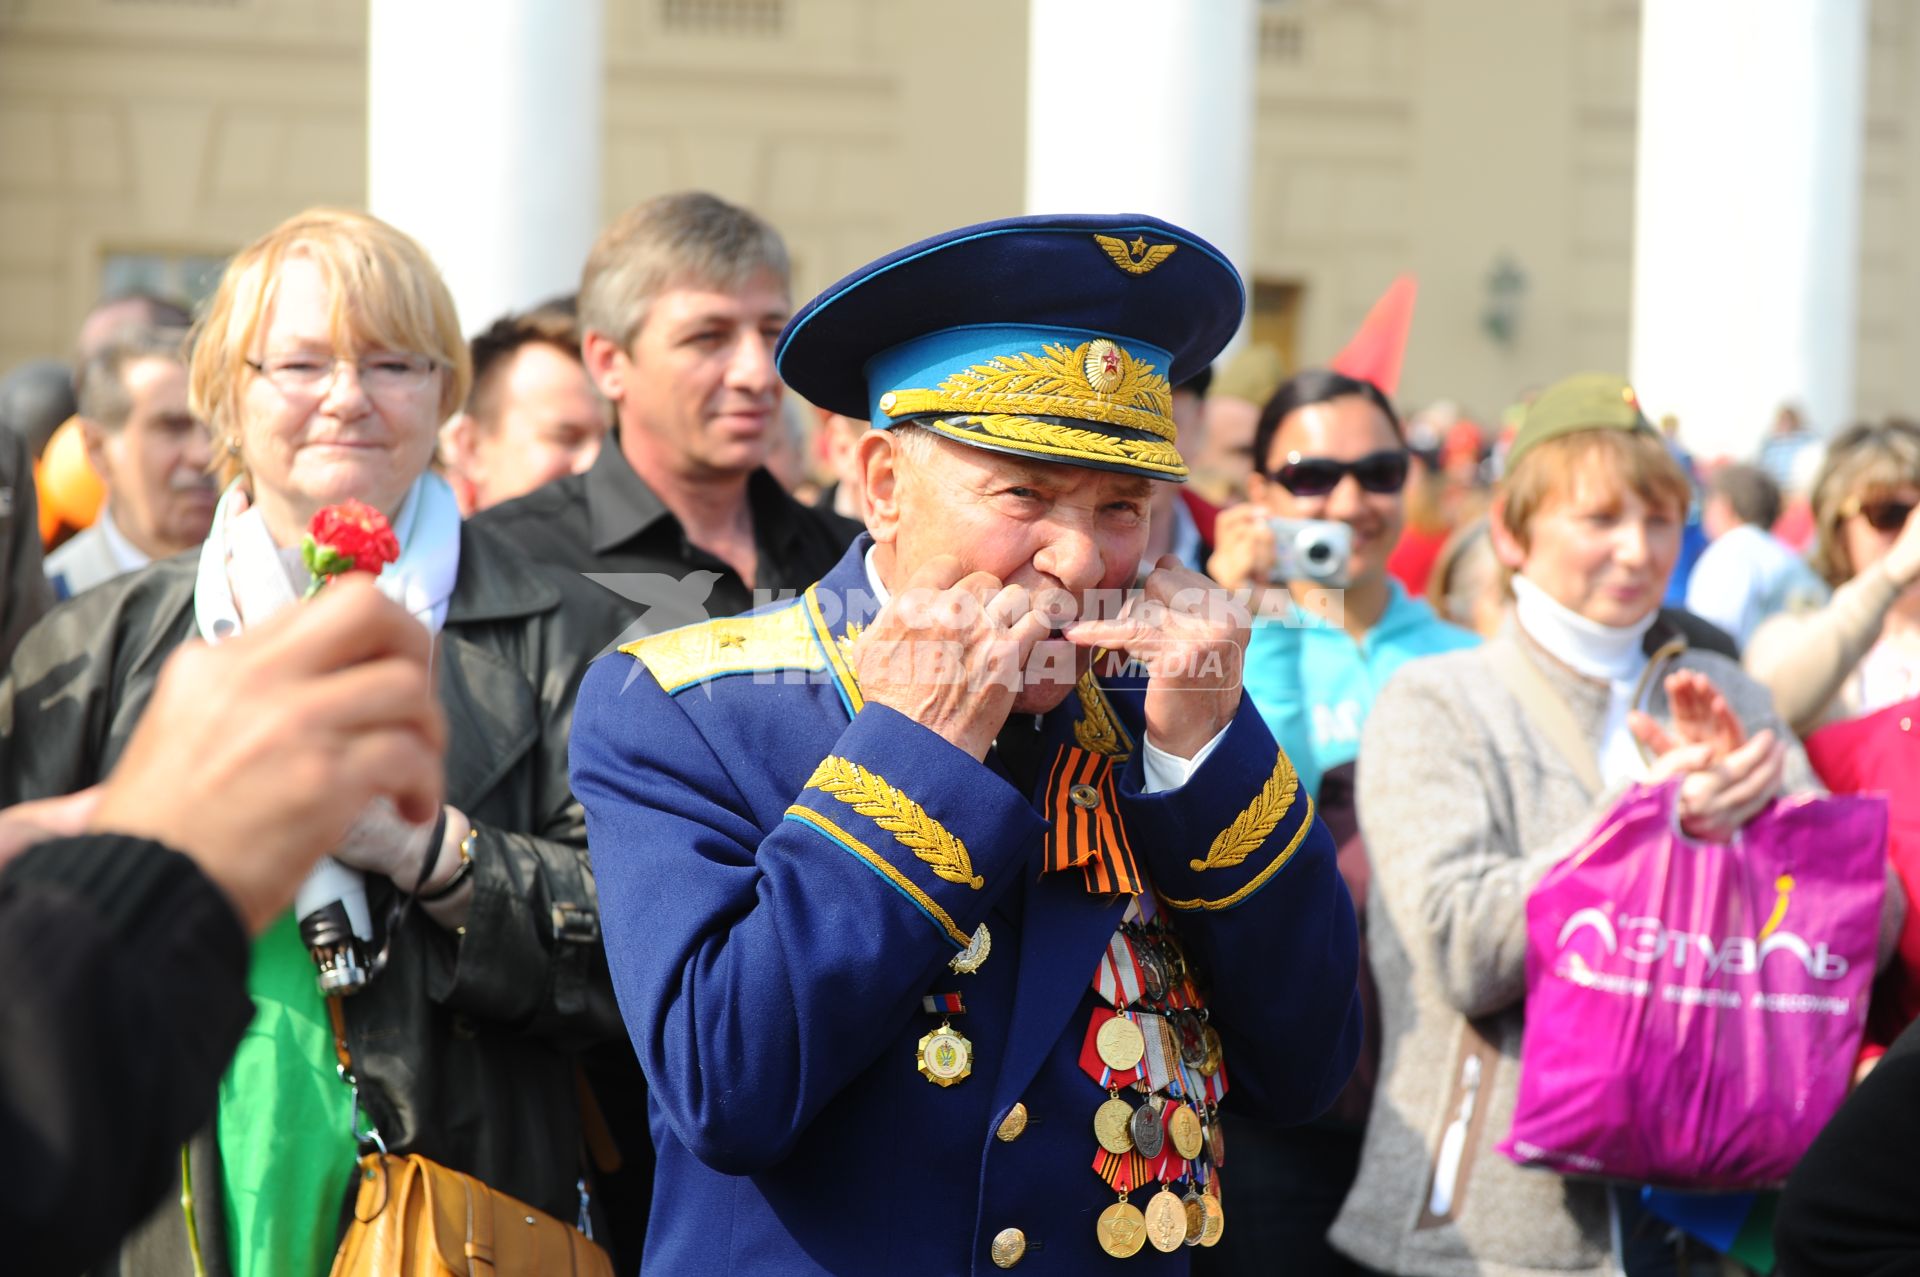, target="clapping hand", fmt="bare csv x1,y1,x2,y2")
1630,670,1785,842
